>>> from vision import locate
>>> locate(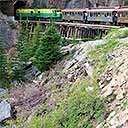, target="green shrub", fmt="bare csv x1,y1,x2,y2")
16,21,30,62
34,24,61,71
29,22,42,58
105,29,128,40
0,34,10,87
